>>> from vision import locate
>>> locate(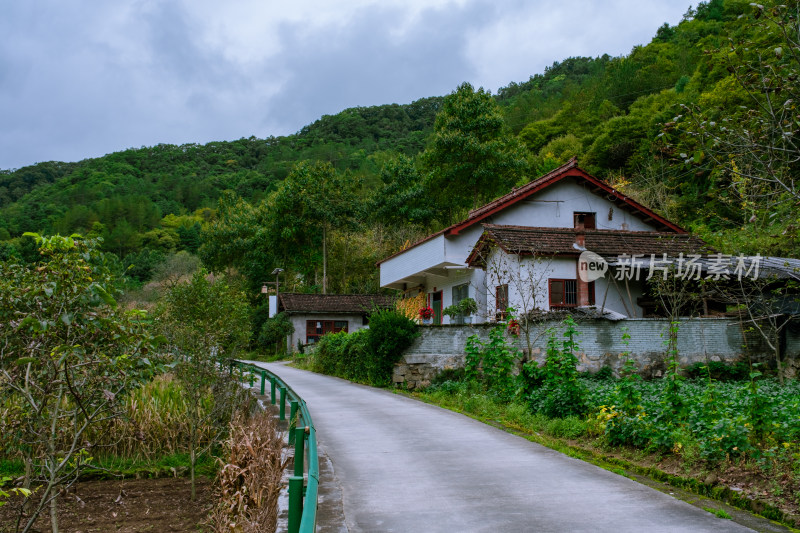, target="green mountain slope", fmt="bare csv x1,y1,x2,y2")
1,0,796,291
